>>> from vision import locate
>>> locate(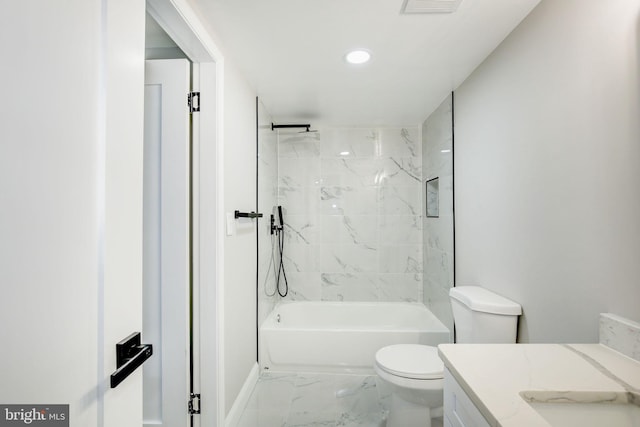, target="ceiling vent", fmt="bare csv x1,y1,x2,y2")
401,0,463,14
